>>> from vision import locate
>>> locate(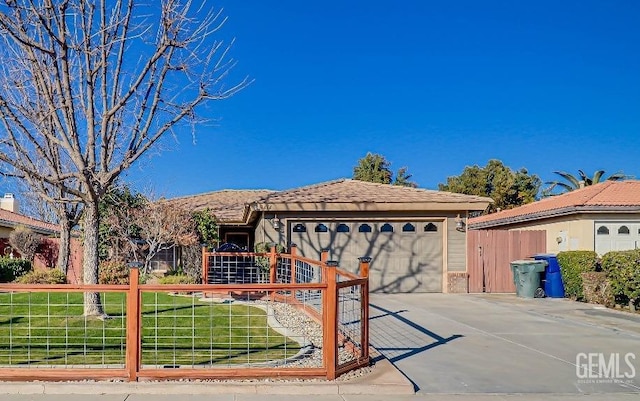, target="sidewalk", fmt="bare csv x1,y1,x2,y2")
1,393,640,400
